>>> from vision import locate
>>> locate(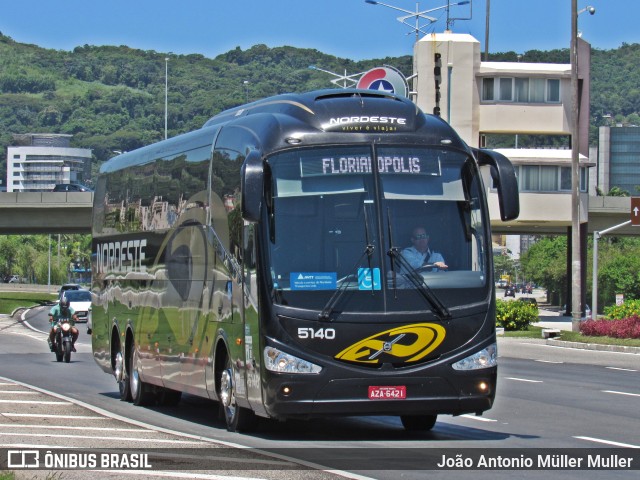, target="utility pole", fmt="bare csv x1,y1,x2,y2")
165,57,169,140
570,0,581,331
592,220,631,320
